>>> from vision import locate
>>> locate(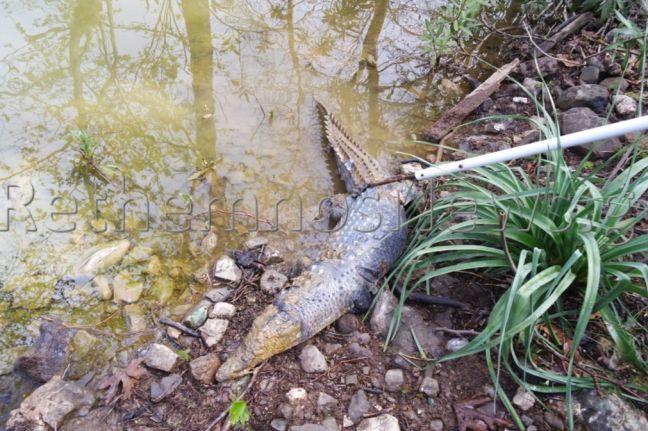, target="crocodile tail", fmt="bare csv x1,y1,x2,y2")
316,100,385,191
